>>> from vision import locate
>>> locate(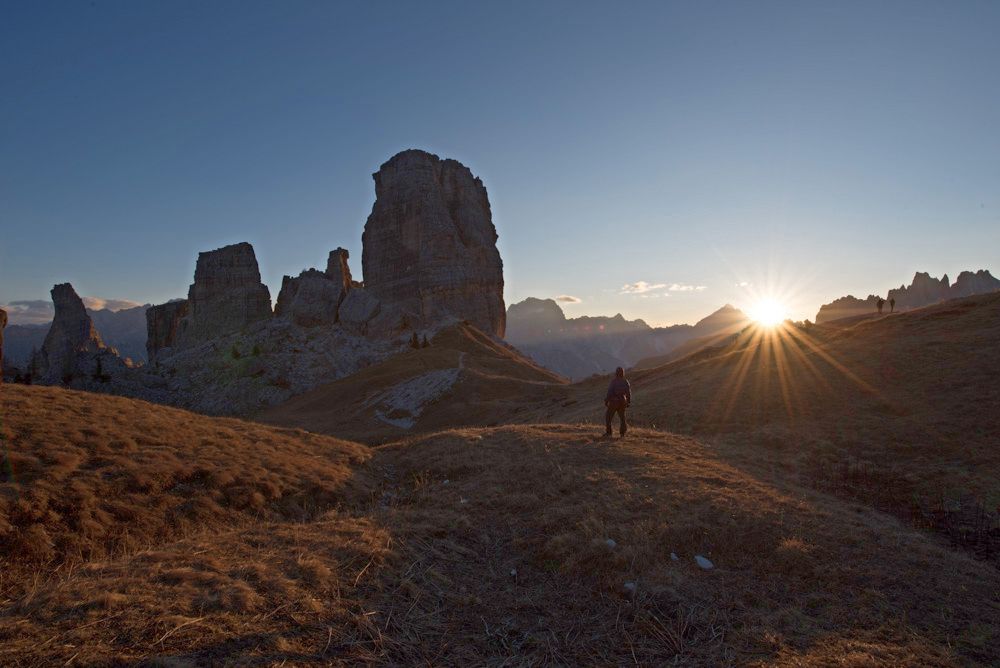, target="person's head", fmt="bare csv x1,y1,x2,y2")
615,366,625,378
